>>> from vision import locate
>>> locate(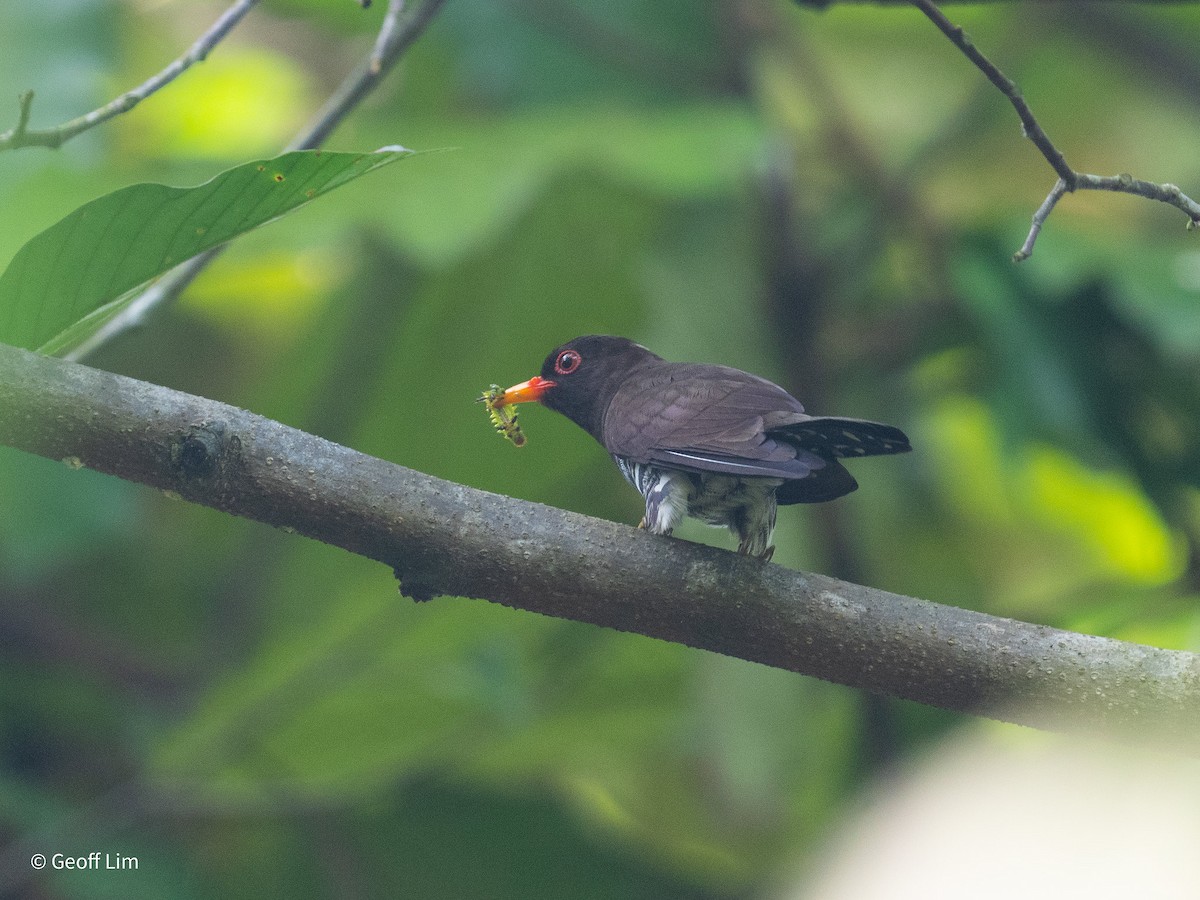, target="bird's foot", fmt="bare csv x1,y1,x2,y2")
737,542,775,562
637,517,673,537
